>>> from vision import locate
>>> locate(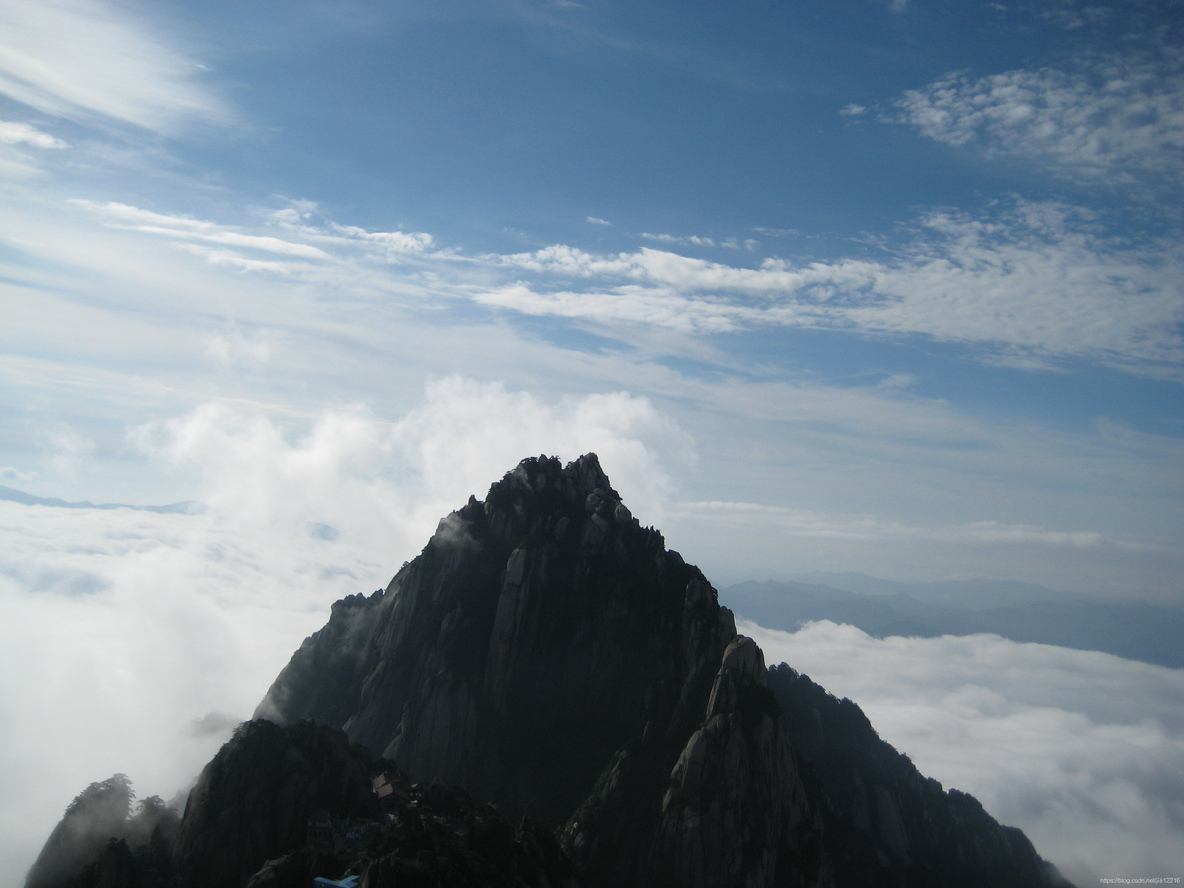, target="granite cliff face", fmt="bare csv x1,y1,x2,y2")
30,454,1070,888
257,453,746,832
565,635,830,888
